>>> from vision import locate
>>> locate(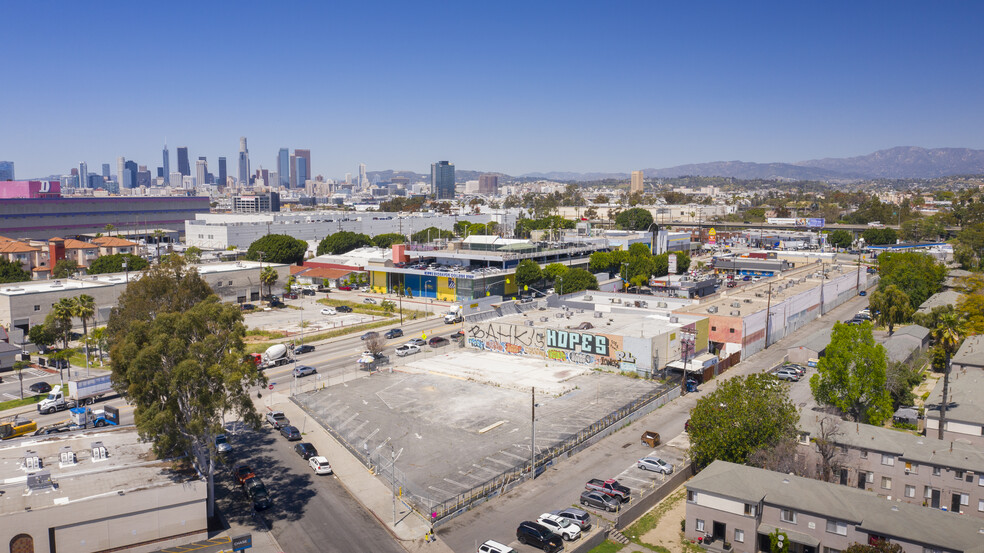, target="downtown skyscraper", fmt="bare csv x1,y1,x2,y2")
177,147,190,177
277,148,289,187
431,160,455,200
162,142,170,185
0,161,14,181
79,162,88,188
291,149,311,188
196,157,208,189
238,137,250,186
218,157,227,186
